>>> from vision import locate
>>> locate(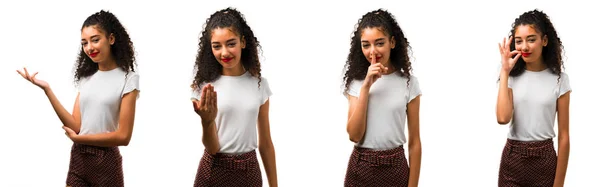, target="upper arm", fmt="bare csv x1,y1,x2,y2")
257,99,272,145
117,90,139,136
406,95,421,140
347,95,358,120
556,91,570,136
